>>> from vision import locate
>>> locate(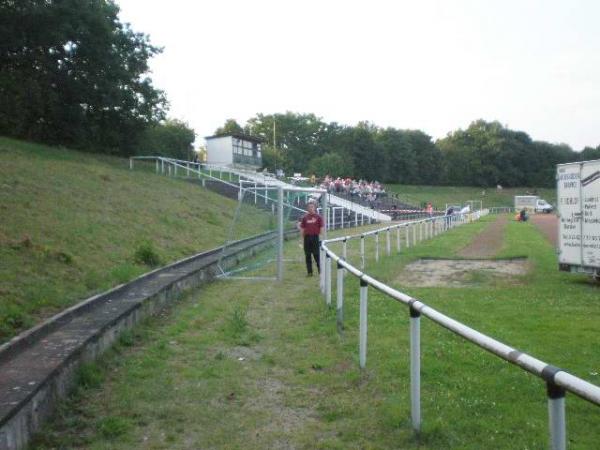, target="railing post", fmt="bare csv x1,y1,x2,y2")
161,159,164,174
325,254,332,306
406,225,410,248
155,159,159,174
396,226,401,252
413,223,417,245
410,304,421,434
547,381,567,450
359,279,368,369
320,245,325,293
419,221,423,242
386,228,391,256
360,235,365,270
375,233,379,262
129,158,133,170
174,163,178,176
342,239,348,277
186,162,190,177
277,186,284,281
336,261,344,333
